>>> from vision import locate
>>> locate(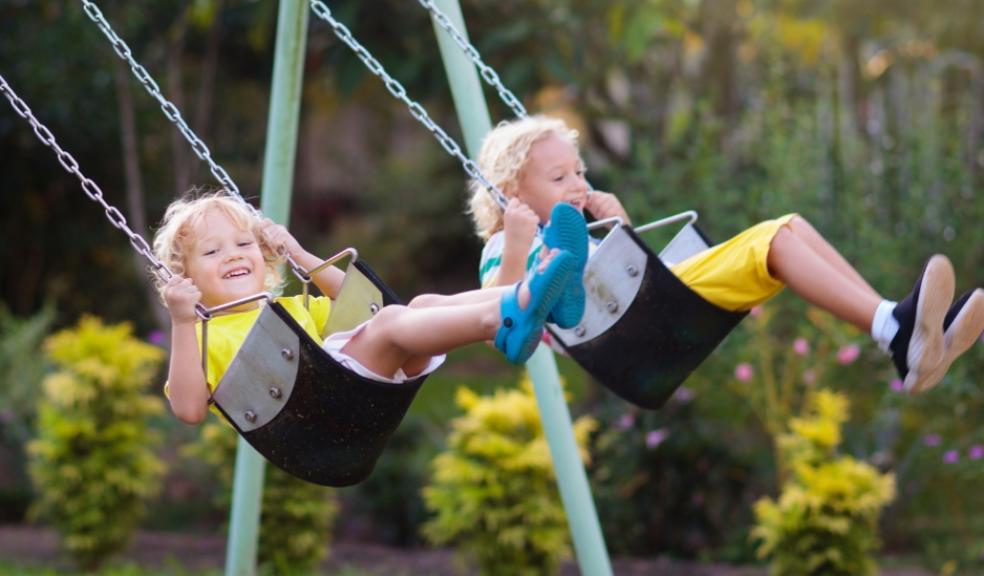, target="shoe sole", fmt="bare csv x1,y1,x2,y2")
510,253,575,364
544,204,588,328
908,288,984,394
903,255,955,392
